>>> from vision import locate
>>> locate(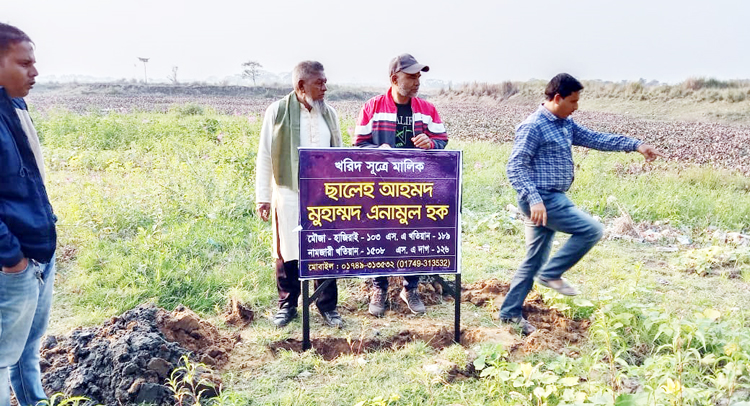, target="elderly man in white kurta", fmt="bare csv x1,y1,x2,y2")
255,61,344,328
